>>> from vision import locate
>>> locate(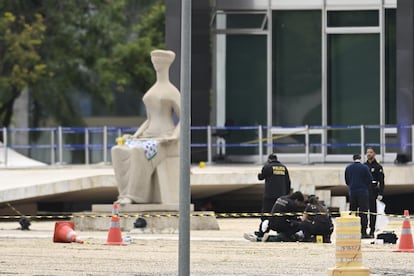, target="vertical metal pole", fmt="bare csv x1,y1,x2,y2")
266,0,273,155
361,125,365,161
305,125,310,164
379,0,385,161
103,126,108,164
3,127,8,167
411,125,414,161
207,125,212,164
179,0,191,275
258,125,263,164
50,129,55,165
322,0,327,162
85,128,90,165
58,126,63,165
